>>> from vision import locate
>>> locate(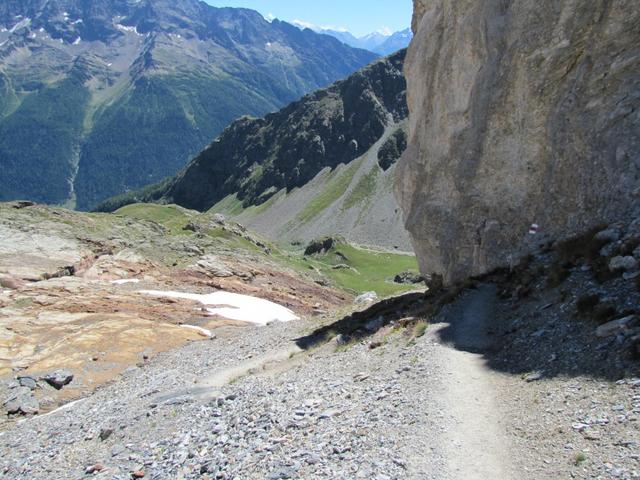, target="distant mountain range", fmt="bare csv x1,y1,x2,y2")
0,0,377,210
292,22,412,56
97,50,412,250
